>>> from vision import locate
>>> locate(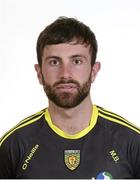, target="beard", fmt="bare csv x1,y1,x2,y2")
42,74,92,109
